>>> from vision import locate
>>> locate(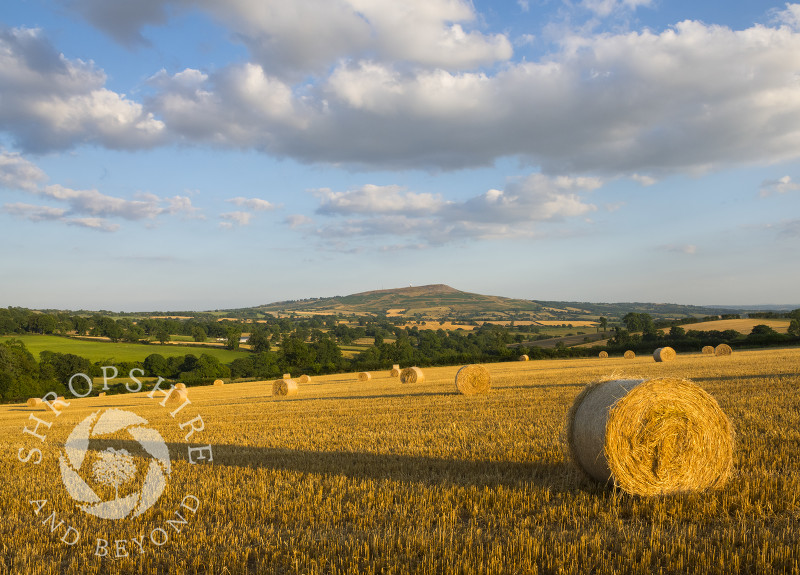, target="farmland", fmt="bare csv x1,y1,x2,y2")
0,334,250,364
3,347,800,574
